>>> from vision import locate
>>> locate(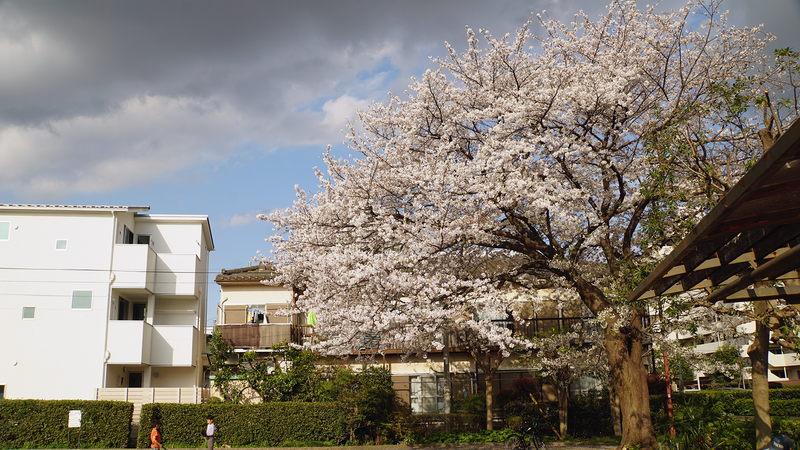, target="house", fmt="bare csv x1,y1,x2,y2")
214,262,307,351
0,204,213,402
211,264,600,417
